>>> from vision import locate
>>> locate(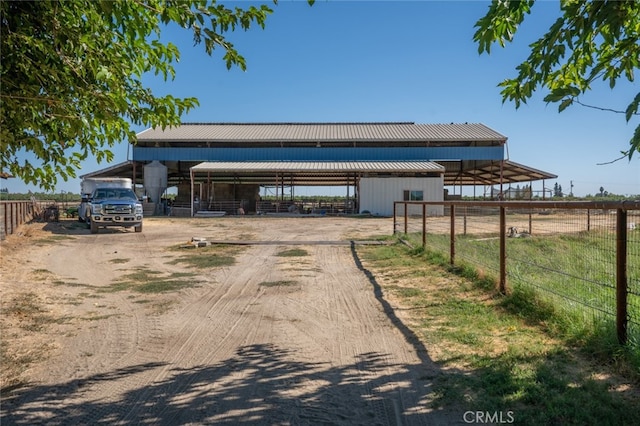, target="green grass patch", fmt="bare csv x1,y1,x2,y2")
34,235,75,245
357,238,640,424
276,248,309,257
168,254,235,269
53,280,92,288
106,270,200,294
402,230,640,369
81,314,116,321
2,293,53,332
3,293,46,318
136,280,194,293
395,287,425,298
431,348,637,425
259,280,298,287
167,244,242,269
